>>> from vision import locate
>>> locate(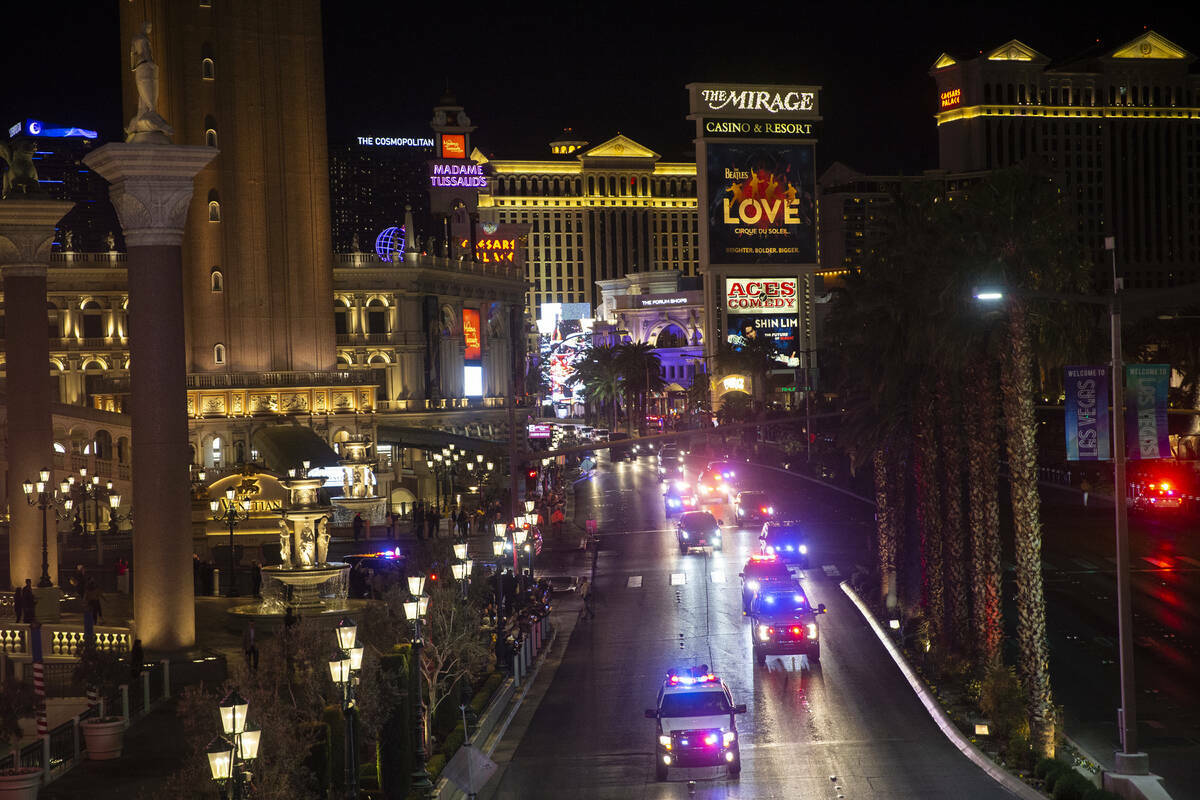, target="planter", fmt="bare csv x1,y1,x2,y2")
0,768,41,800
82,717,126,760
